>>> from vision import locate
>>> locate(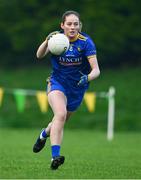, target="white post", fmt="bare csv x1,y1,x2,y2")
107,86,115,141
